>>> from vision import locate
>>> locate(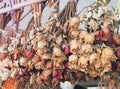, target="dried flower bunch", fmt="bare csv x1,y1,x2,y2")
0,0,120,89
